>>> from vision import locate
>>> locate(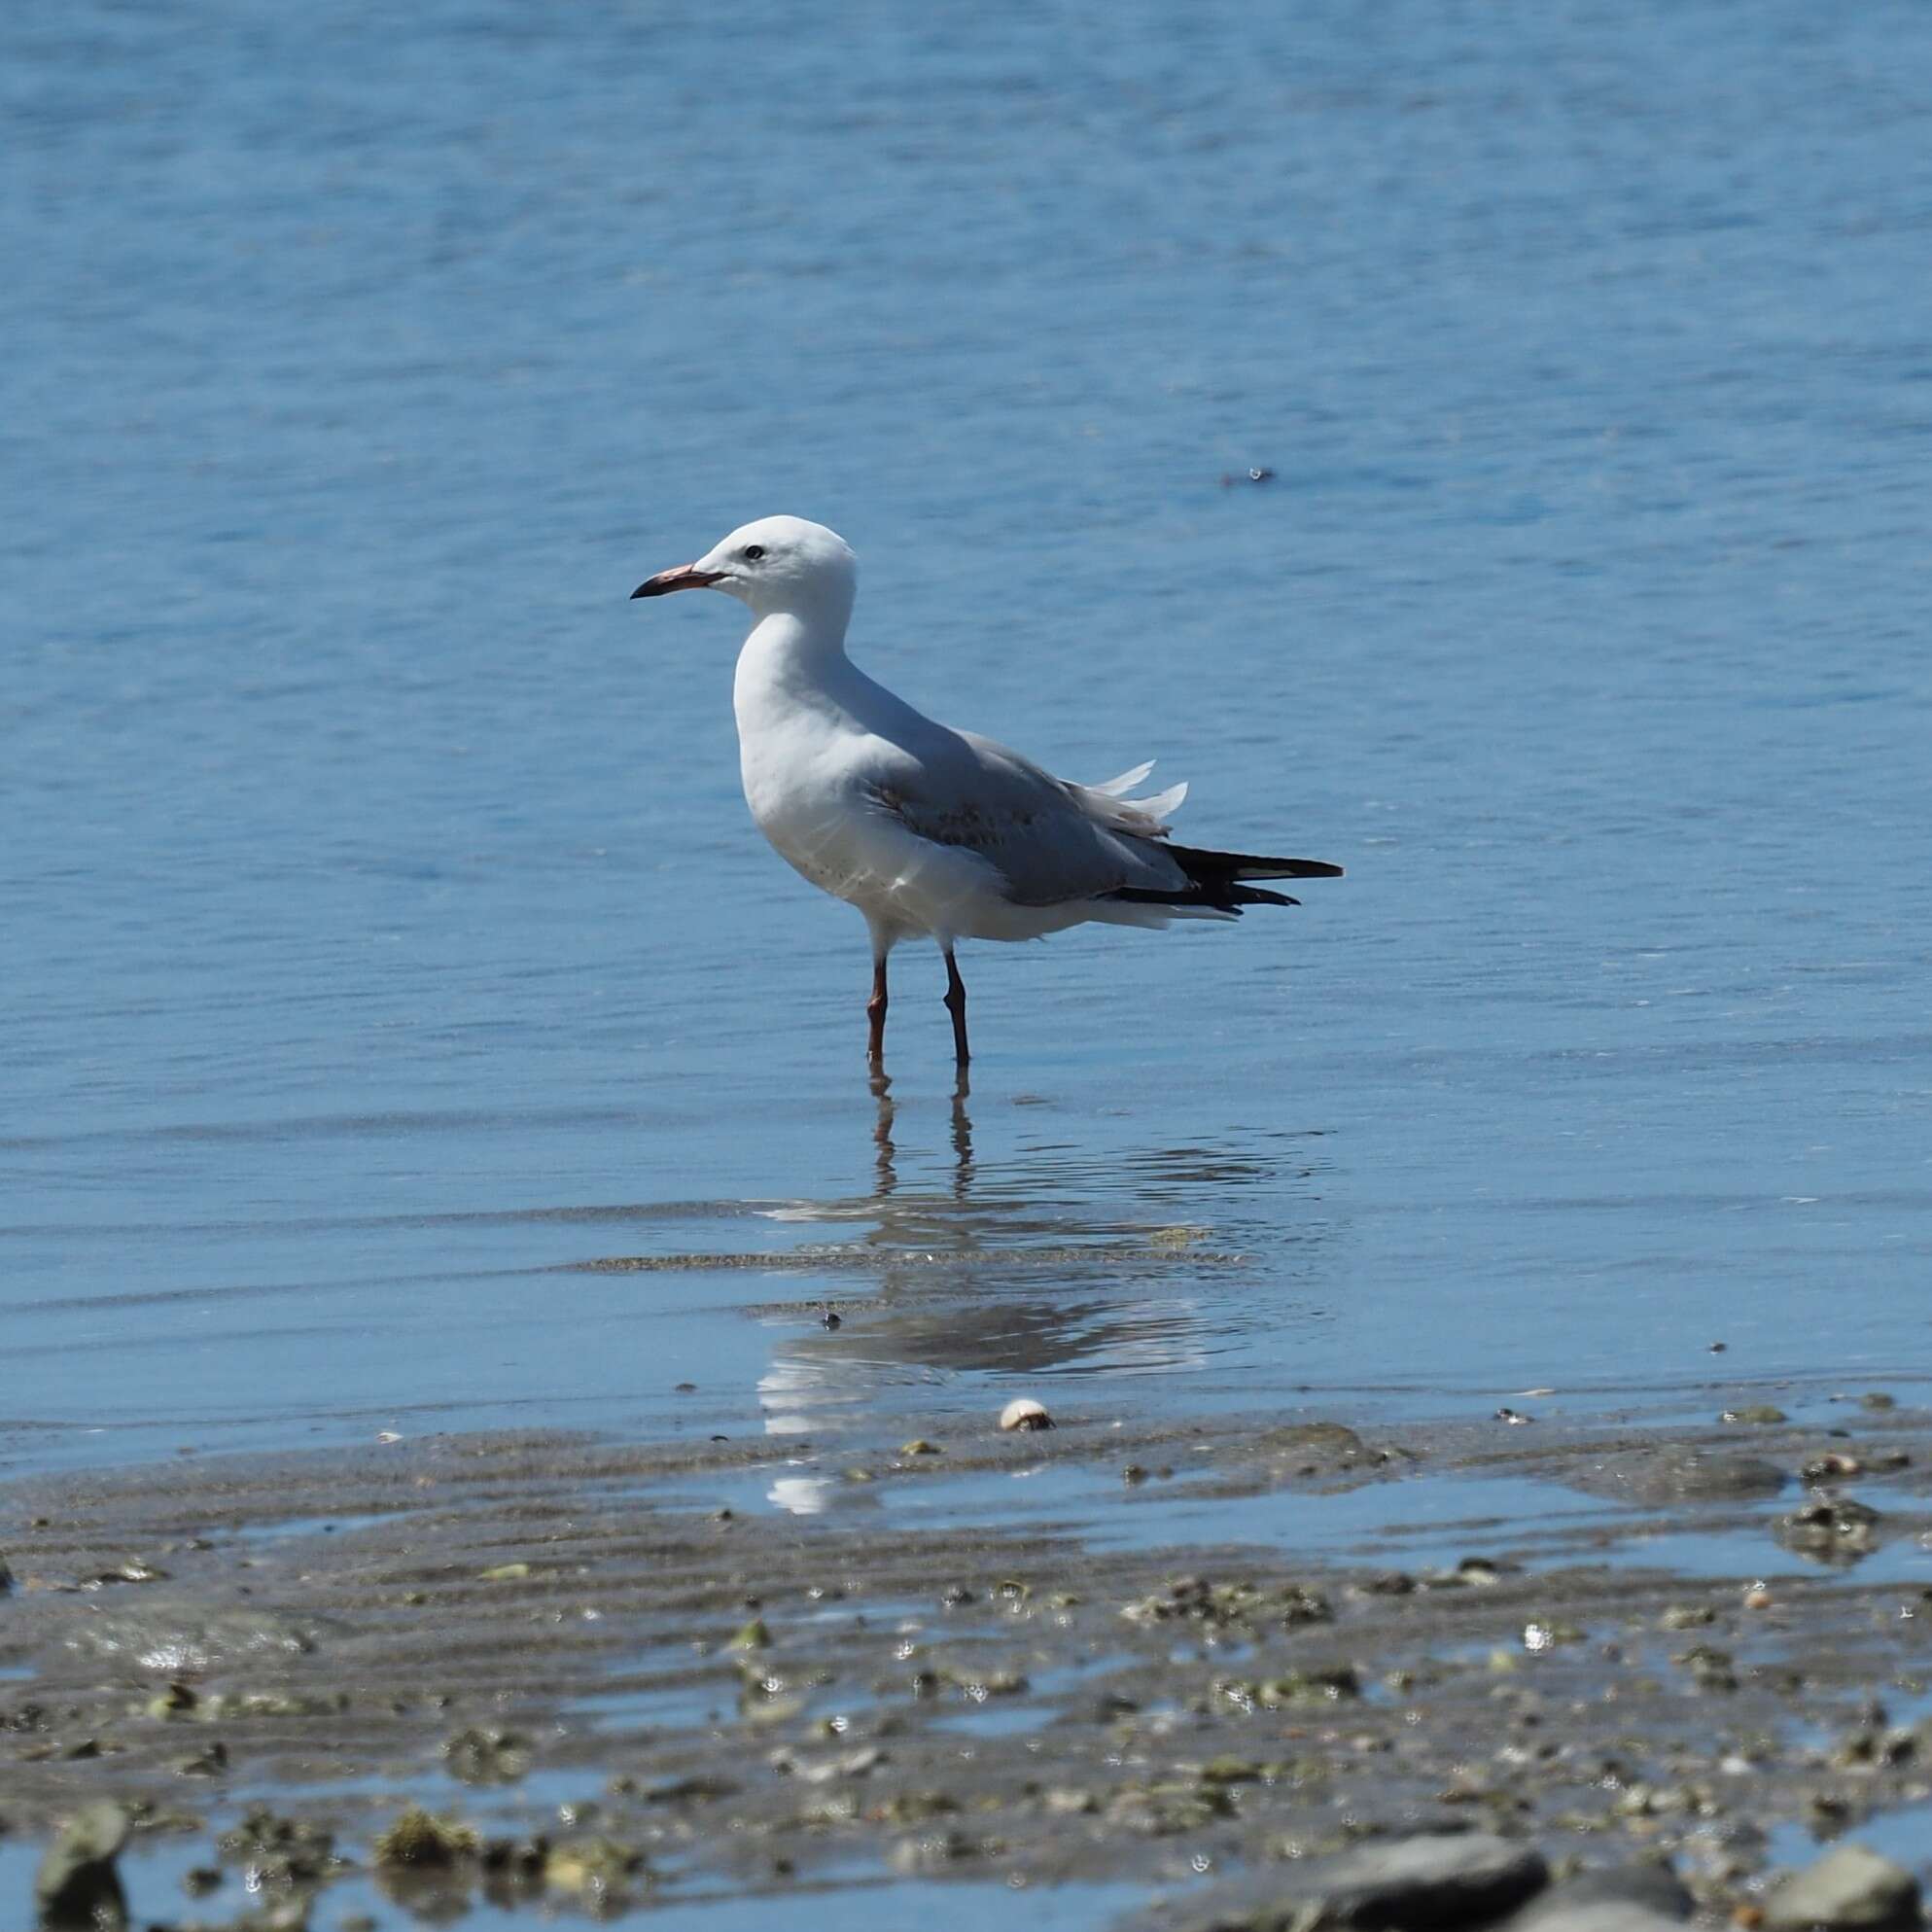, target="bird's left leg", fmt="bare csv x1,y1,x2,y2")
941,944,970,1065
865,921,892,1064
